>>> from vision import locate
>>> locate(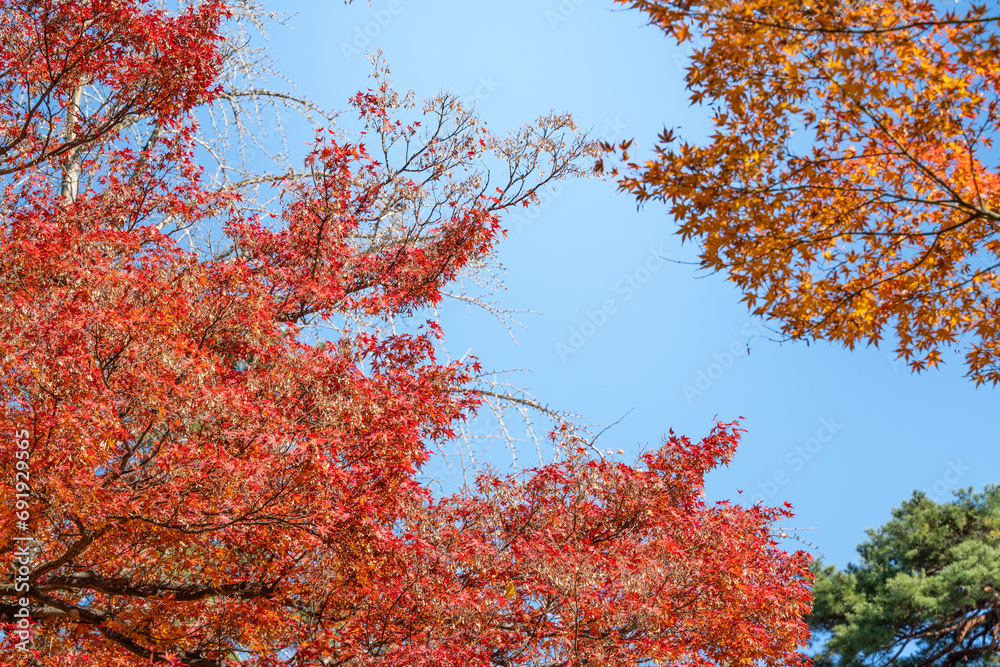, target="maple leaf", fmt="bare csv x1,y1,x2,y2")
0,3,810,665
612,0,1000,385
